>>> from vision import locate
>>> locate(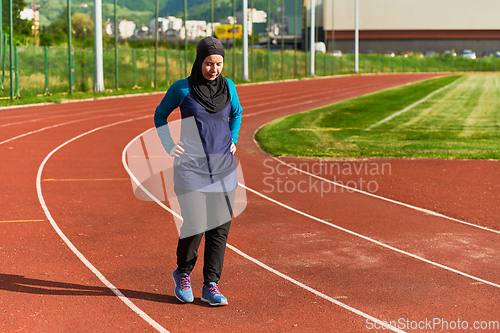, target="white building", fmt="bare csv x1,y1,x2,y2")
236,8,267,35
314,0,500,54
20,7,34,21
150,16,184,36
149,16,216,40
186,20,213,39
105,19,136,39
